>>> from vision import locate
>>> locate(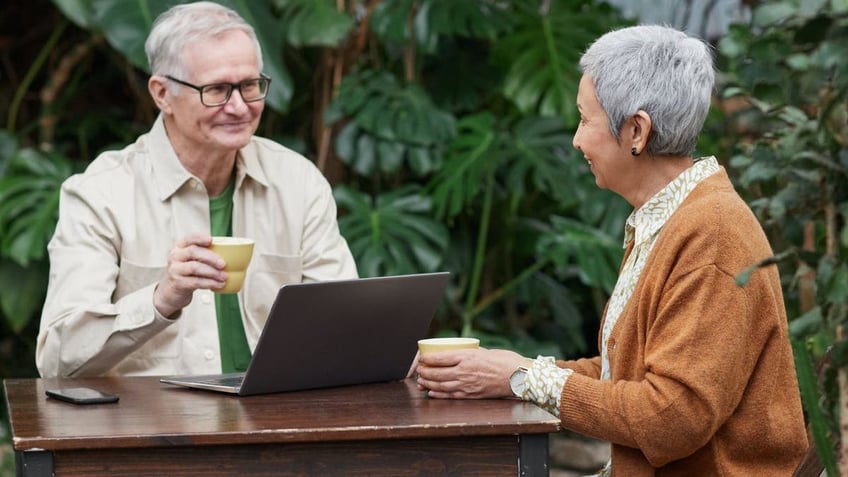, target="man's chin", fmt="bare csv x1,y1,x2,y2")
212,131,253,150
